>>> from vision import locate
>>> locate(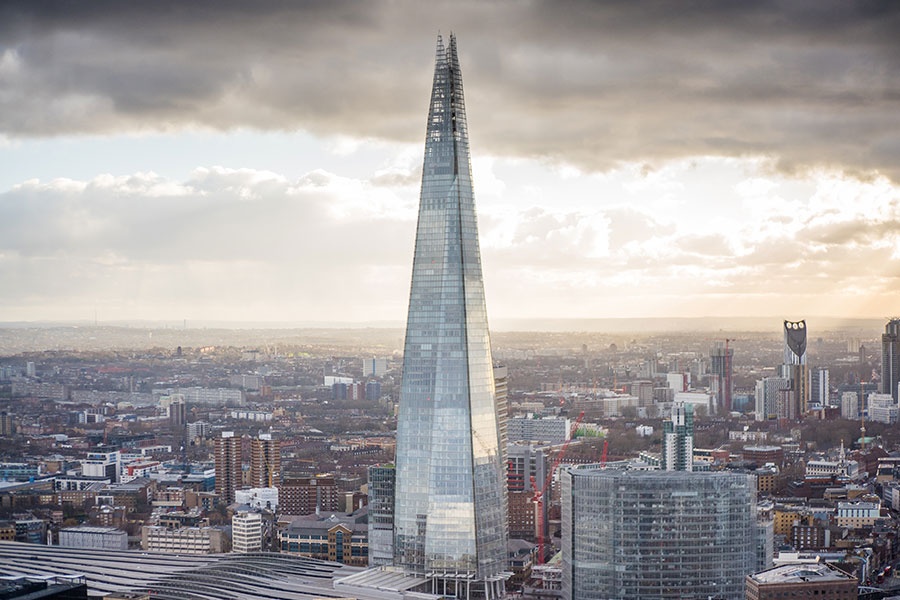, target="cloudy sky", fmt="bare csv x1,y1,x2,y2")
2,1,899,325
